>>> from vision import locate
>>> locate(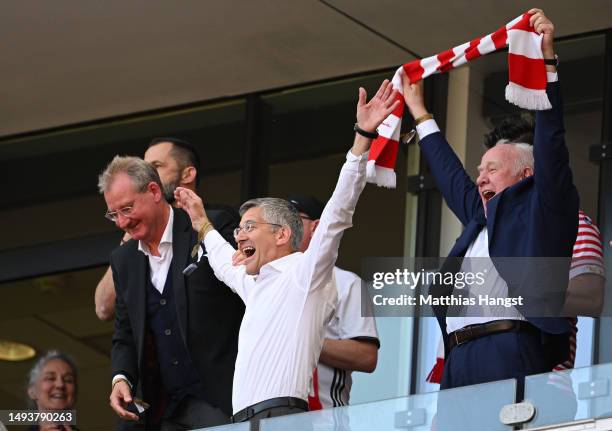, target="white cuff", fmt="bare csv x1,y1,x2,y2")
547,72,558,82
346,149,369,161
112,374,132,389
569,263,605,279
416,119,440,140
